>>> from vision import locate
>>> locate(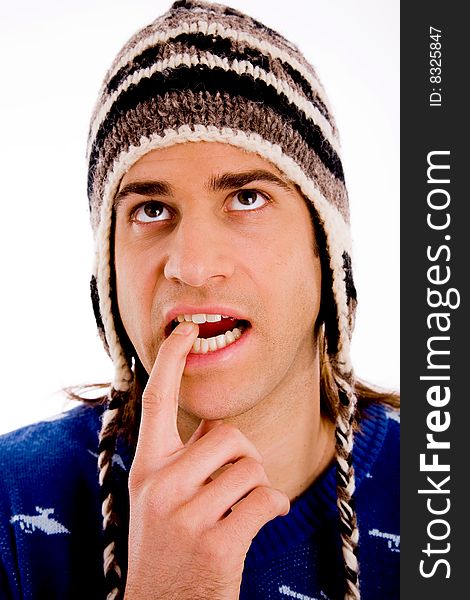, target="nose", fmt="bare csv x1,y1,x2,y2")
163,216,235,287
